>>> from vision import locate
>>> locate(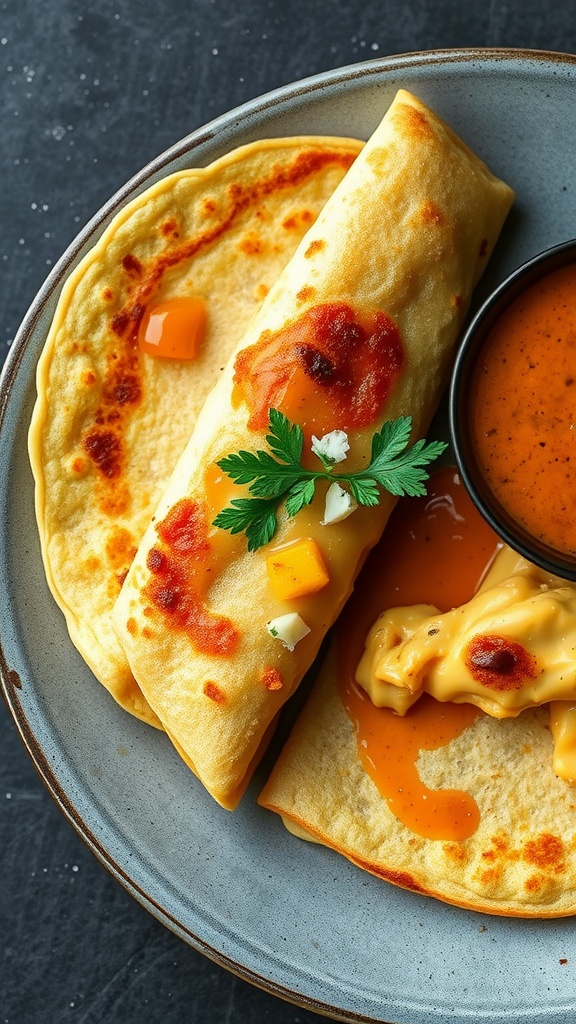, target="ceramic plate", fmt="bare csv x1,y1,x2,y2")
3,48,576,1024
